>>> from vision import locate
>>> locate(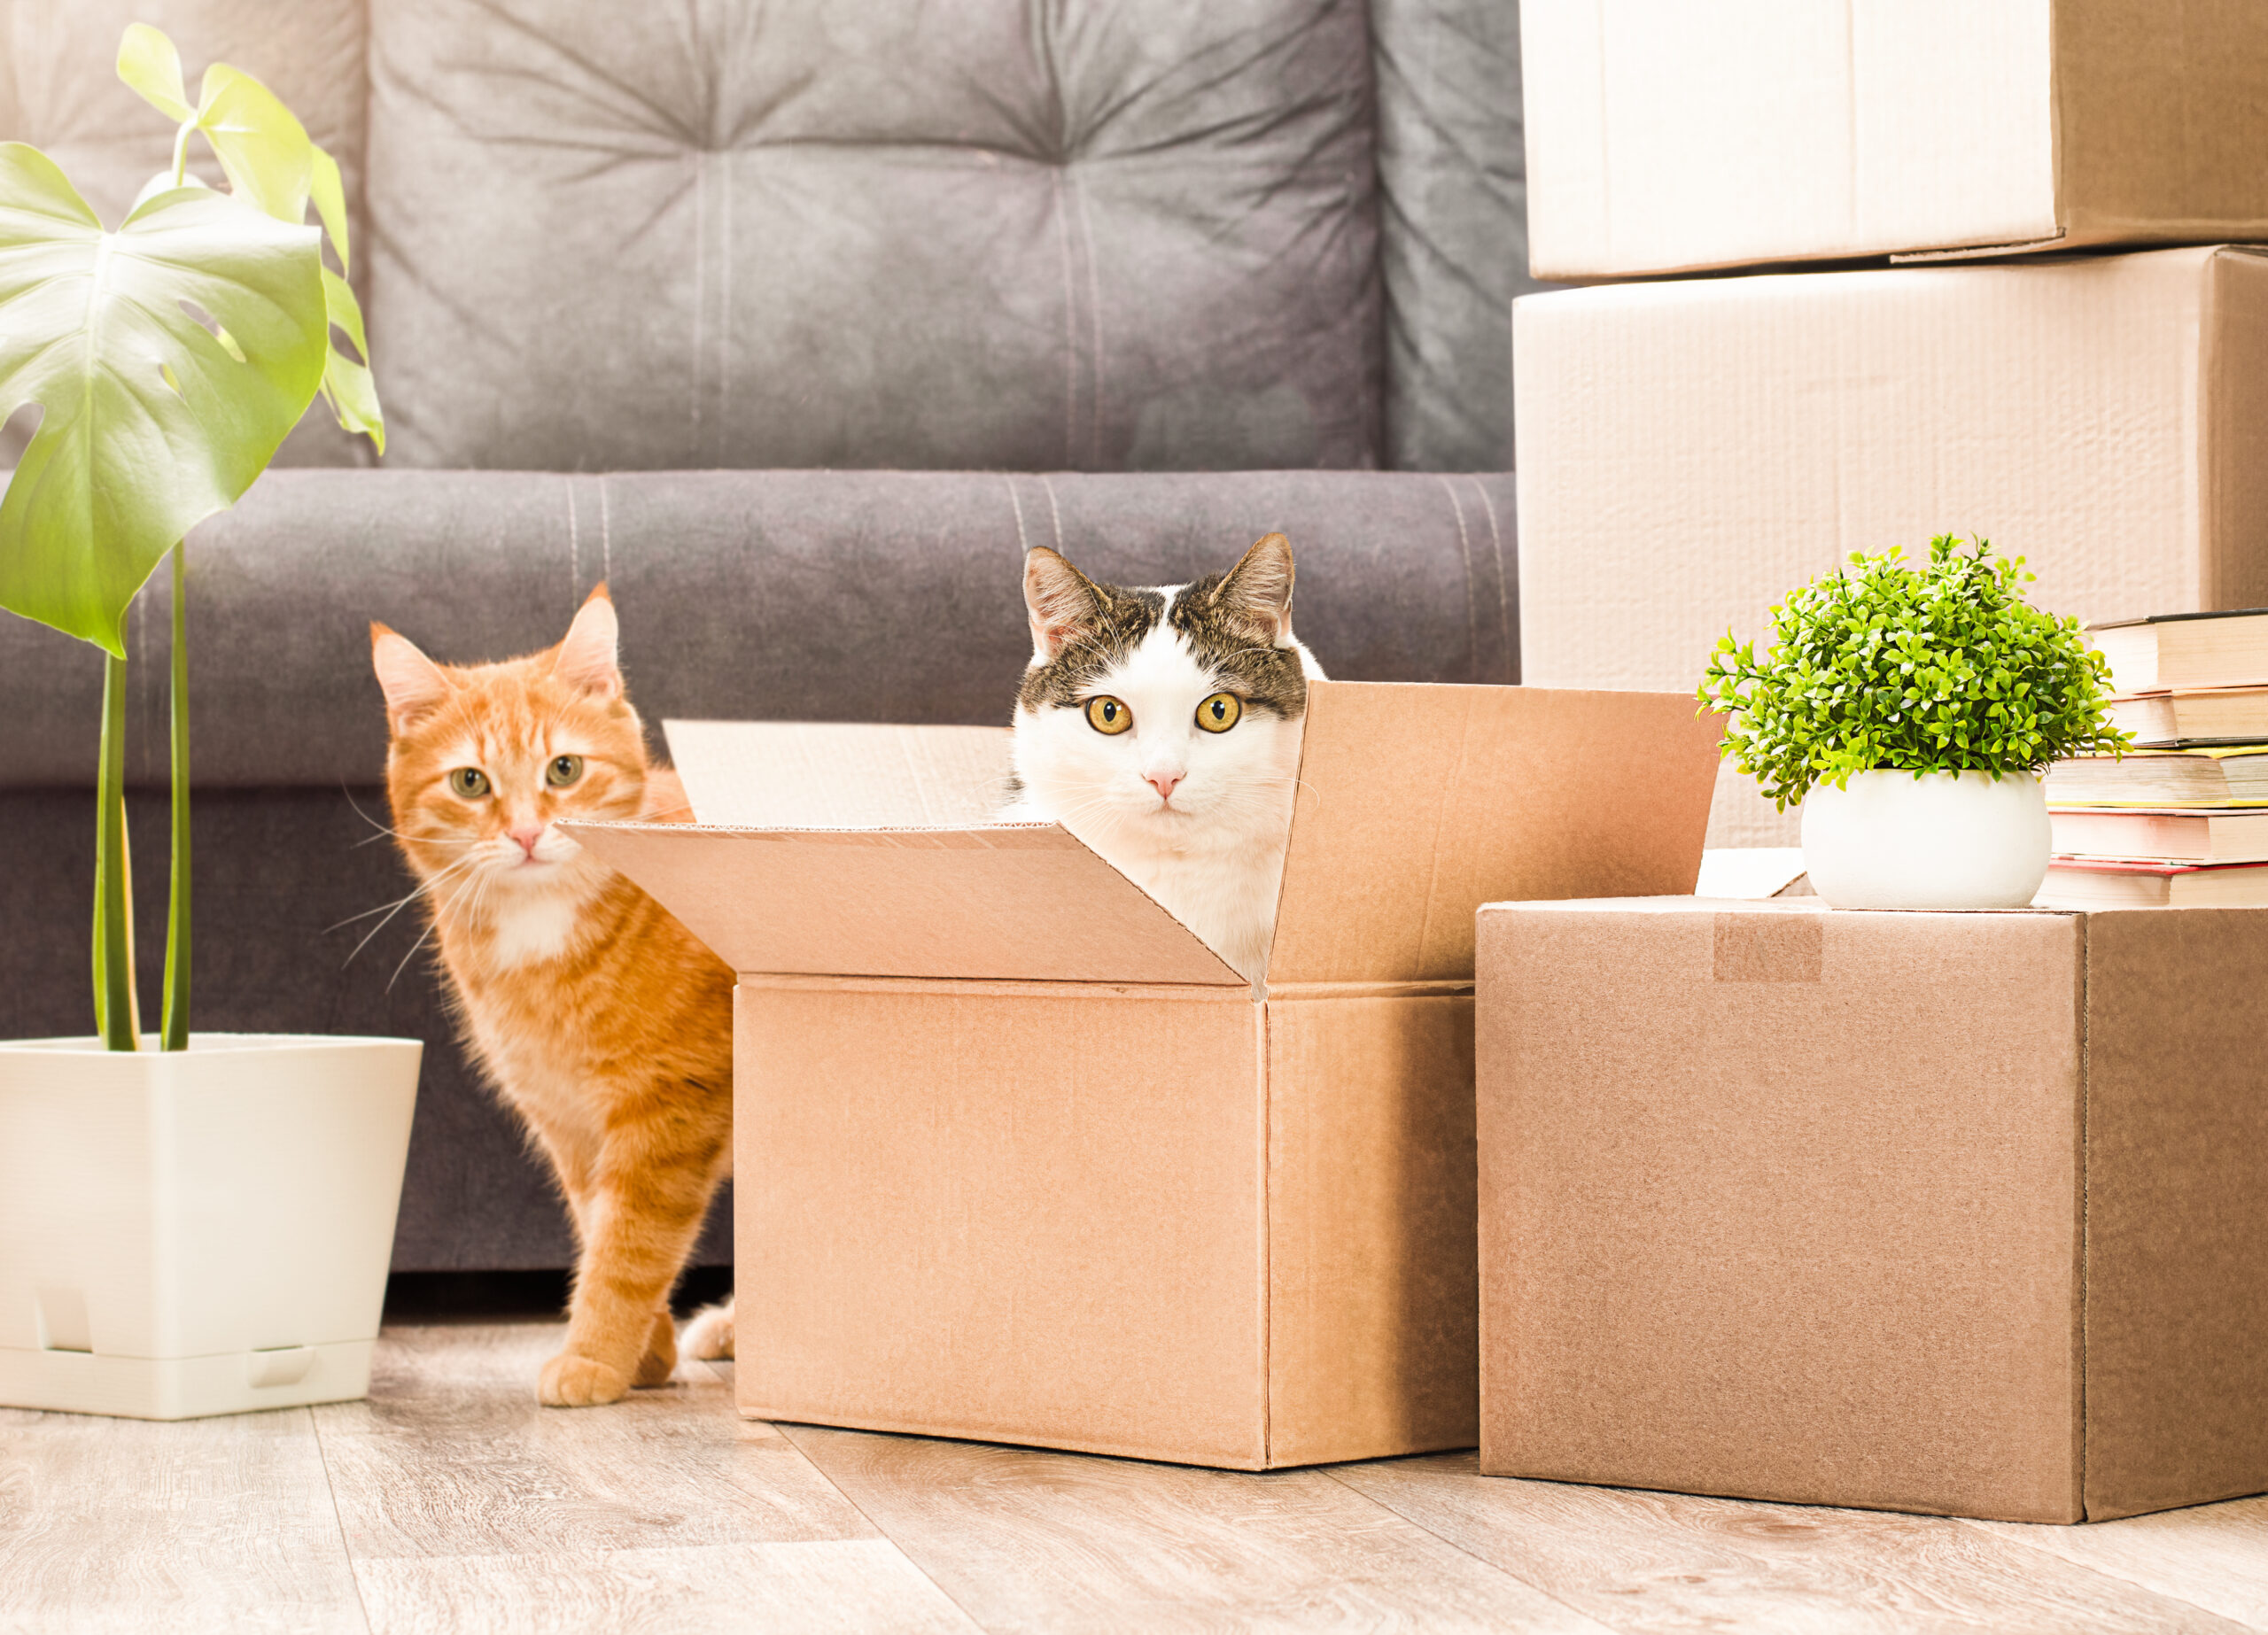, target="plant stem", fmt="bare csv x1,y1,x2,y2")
93,647,138,1050
161,543,190,1051
170,119,191,190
